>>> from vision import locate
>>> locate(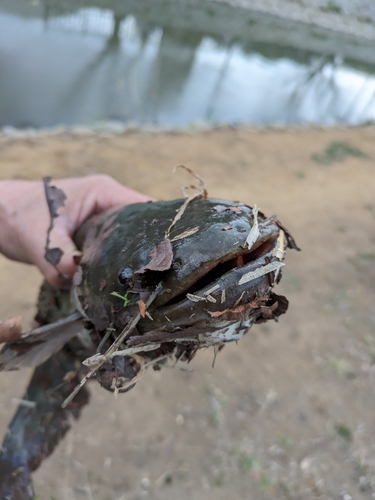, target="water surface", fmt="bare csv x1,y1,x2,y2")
1,0,375,128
